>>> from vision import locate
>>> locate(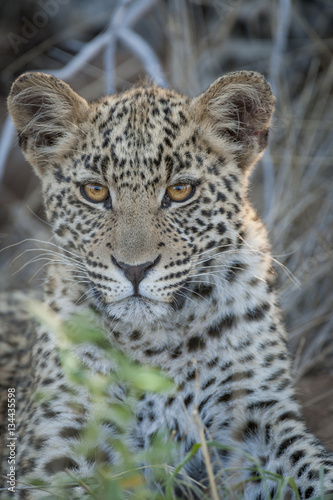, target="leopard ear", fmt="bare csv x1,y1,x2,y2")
7,72,89,176
191,71,275,170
